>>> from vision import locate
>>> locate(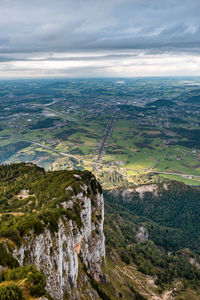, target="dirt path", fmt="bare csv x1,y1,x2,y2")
115,265,173,300
0,212,24,217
